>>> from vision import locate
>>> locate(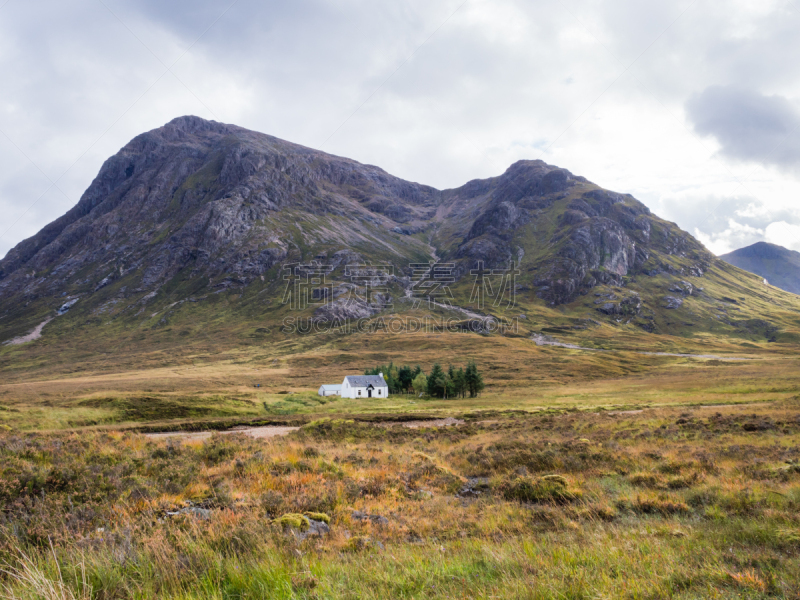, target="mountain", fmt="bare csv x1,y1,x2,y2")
720,242,800,295
2,116,800,348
